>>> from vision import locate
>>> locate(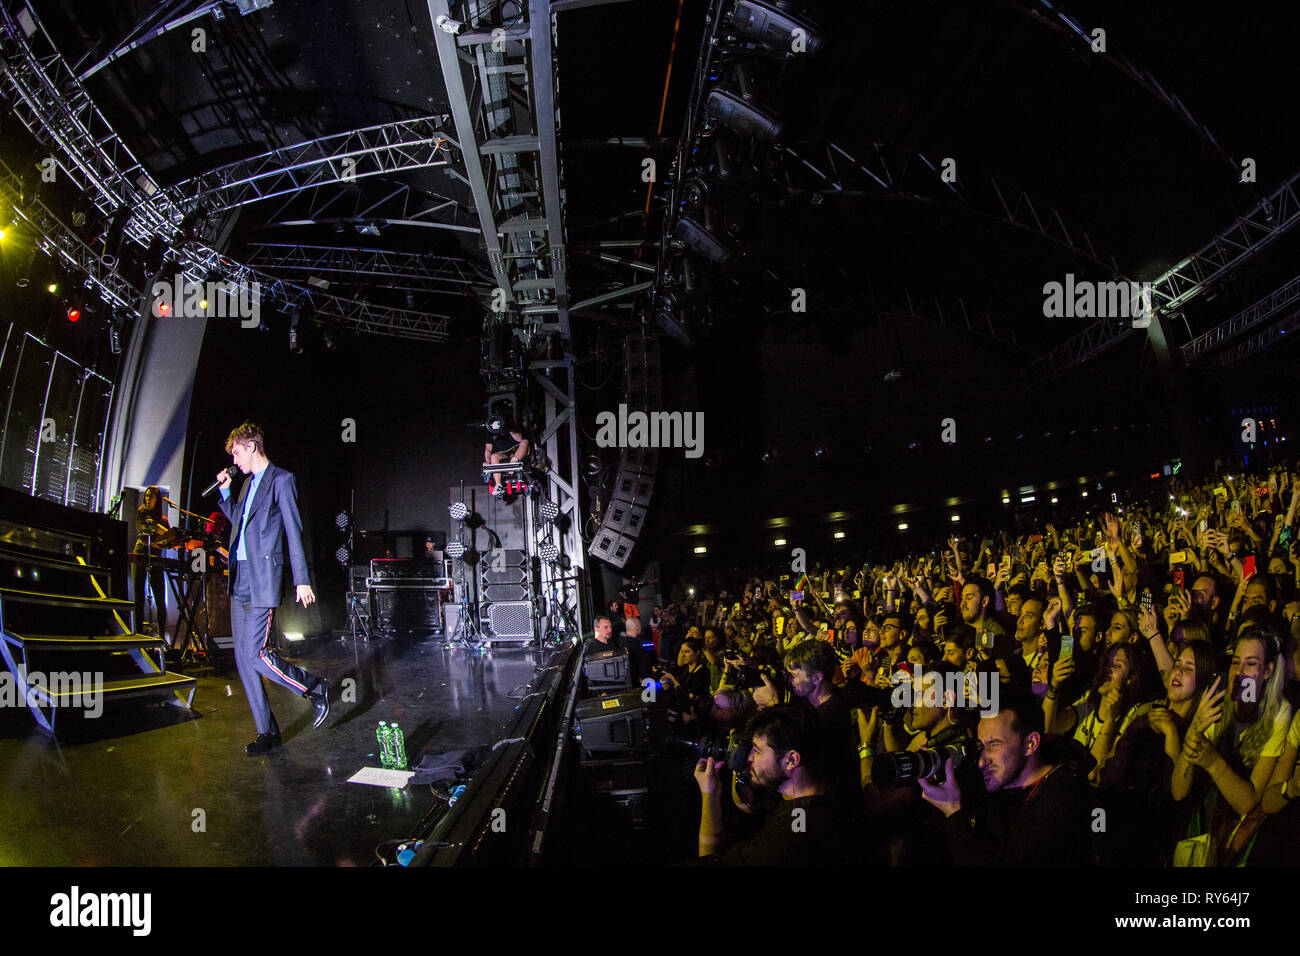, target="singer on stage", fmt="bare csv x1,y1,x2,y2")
215,421,330,755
